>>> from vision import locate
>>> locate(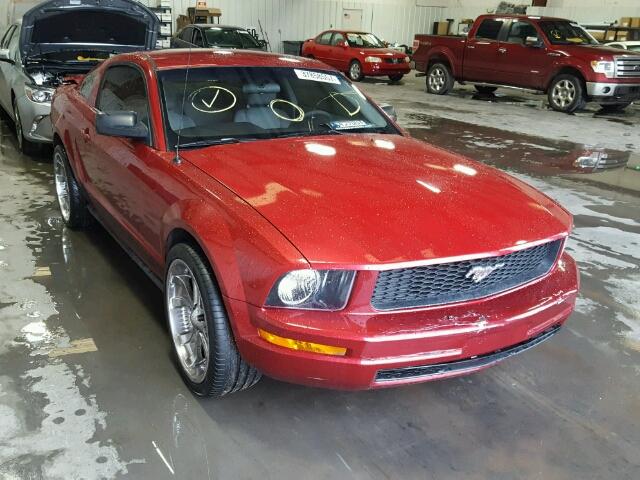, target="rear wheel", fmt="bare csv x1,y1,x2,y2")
547,74,585,113
165,243,261,397
474,85,498,94
599,102,631,112
53,144,91,229
389,74,404,83
13,98,40,155
426,62,453,95
348,60,364,81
